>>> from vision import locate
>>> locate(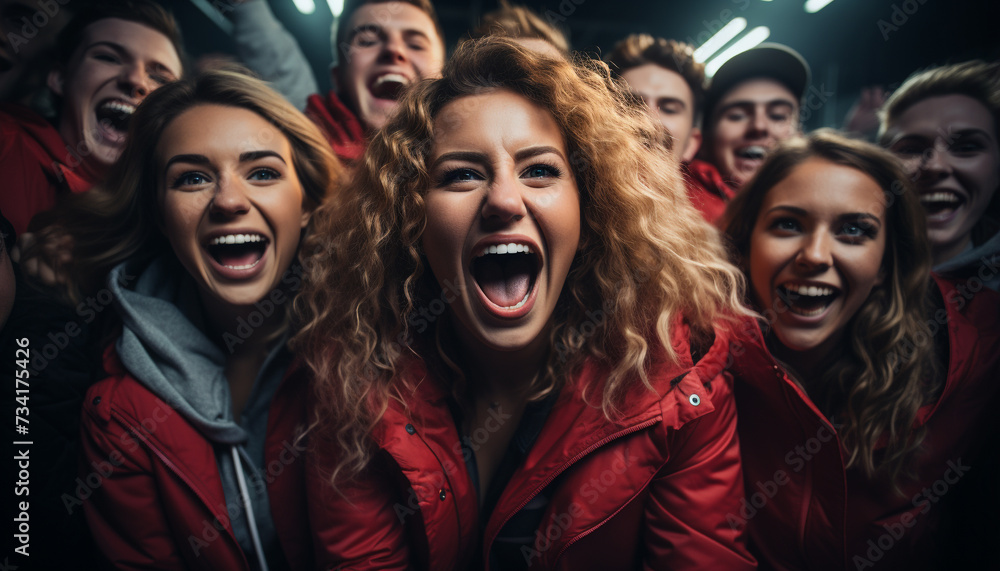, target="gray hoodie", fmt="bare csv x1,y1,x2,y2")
934,231,1000,292
109,255,291,571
